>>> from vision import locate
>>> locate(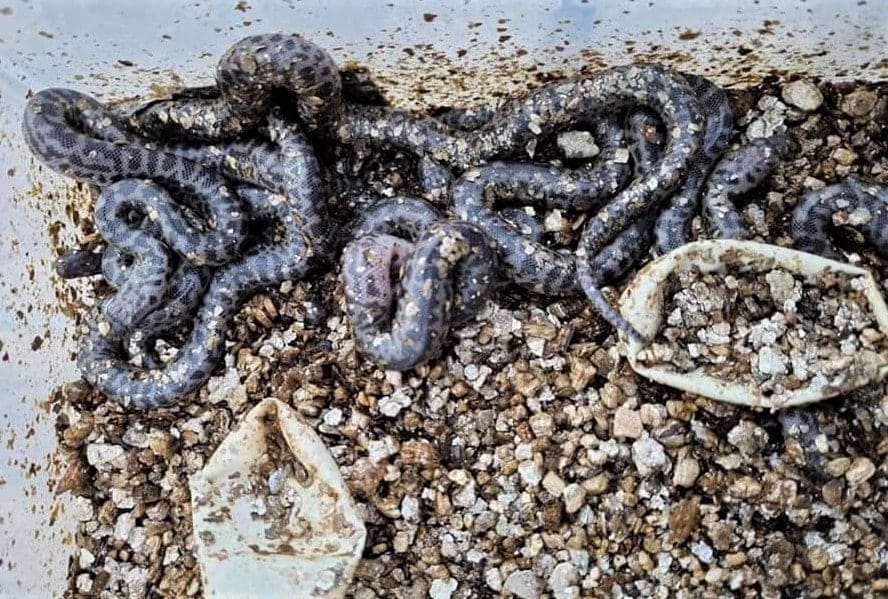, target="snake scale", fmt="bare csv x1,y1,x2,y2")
27,32,856,409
